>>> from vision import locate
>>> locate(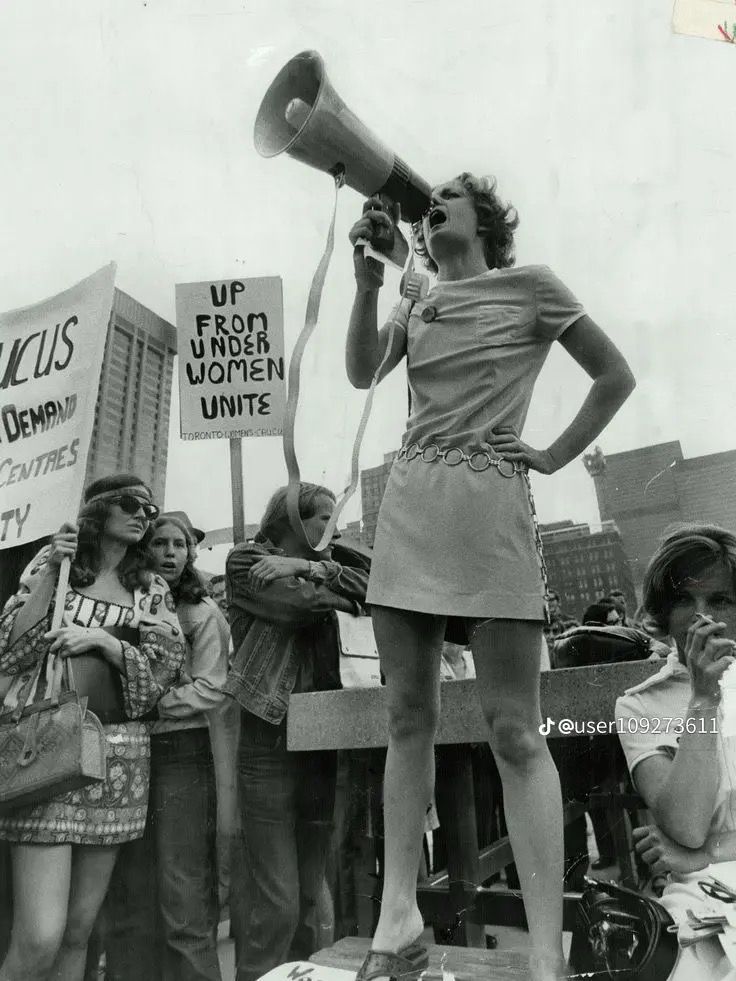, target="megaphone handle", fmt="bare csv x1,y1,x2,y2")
304,253,417,554
362,193,409,269
363,193,397,246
